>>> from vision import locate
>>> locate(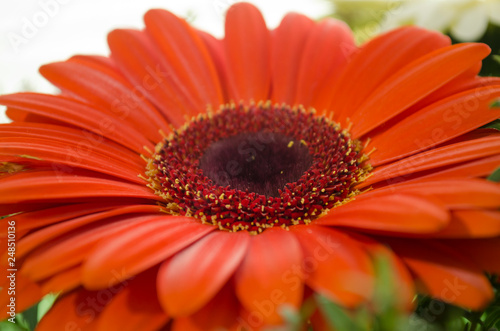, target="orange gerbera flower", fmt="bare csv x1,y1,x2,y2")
1,2,500,330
